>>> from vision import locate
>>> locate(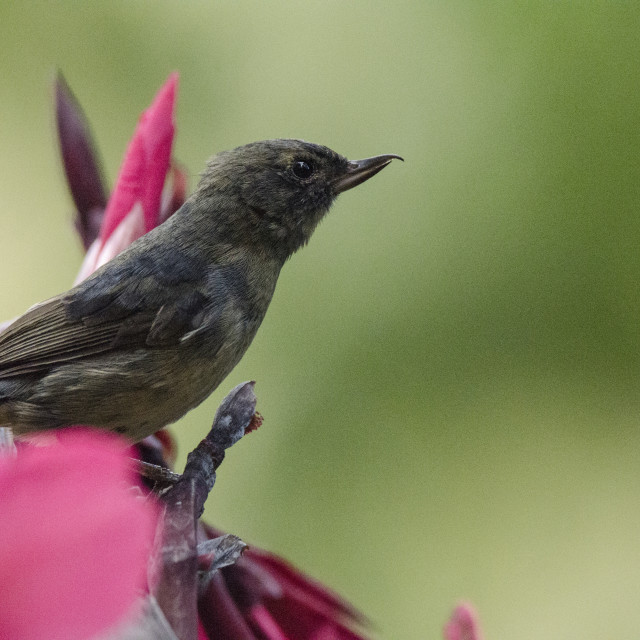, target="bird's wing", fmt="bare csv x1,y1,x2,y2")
0,297,122,378
0,263,223,379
